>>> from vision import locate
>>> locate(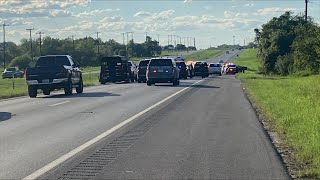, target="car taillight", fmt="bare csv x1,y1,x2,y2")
153,70,157,73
